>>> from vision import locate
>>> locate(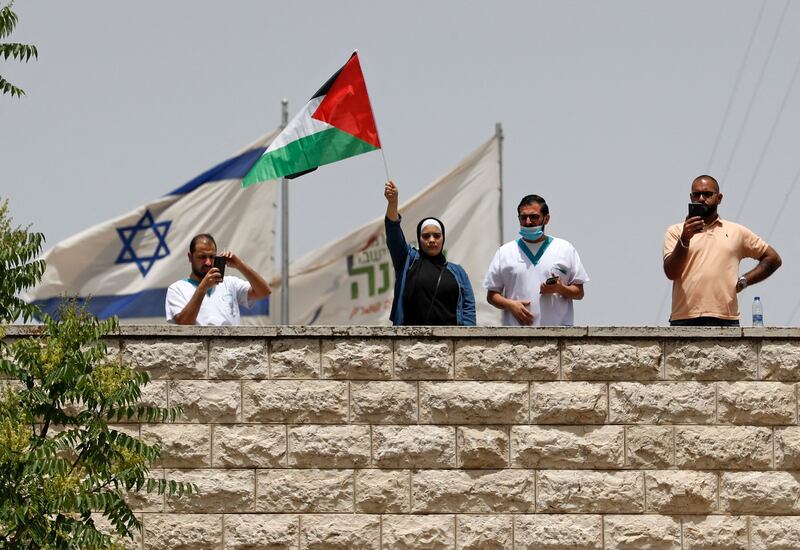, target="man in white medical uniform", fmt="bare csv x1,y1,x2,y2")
483,194,589,326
